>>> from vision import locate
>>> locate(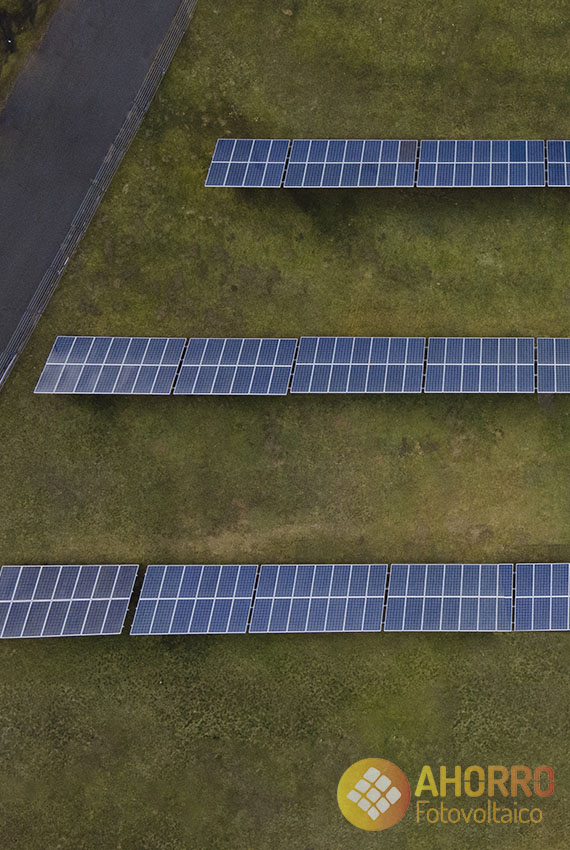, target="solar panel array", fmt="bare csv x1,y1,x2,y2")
36,336,570,395
34,336,186,395
546,141,570,186
205,139,290,187
249,564,388,633
283,140,418,188
537,339,570,392
0,565,137,638
384,564,513,632
417,140,545,187
290,337,425,393
205,139,570,188
8,561,570,636
173,338,297,395
130,564,258,634
514,563,570,631
425,337,535,393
